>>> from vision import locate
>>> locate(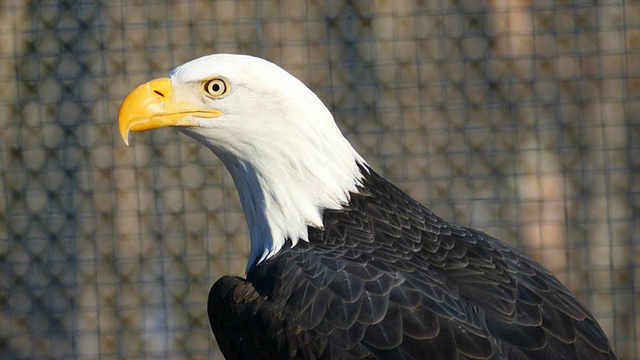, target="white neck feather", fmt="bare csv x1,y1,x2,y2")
216,131,364,272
